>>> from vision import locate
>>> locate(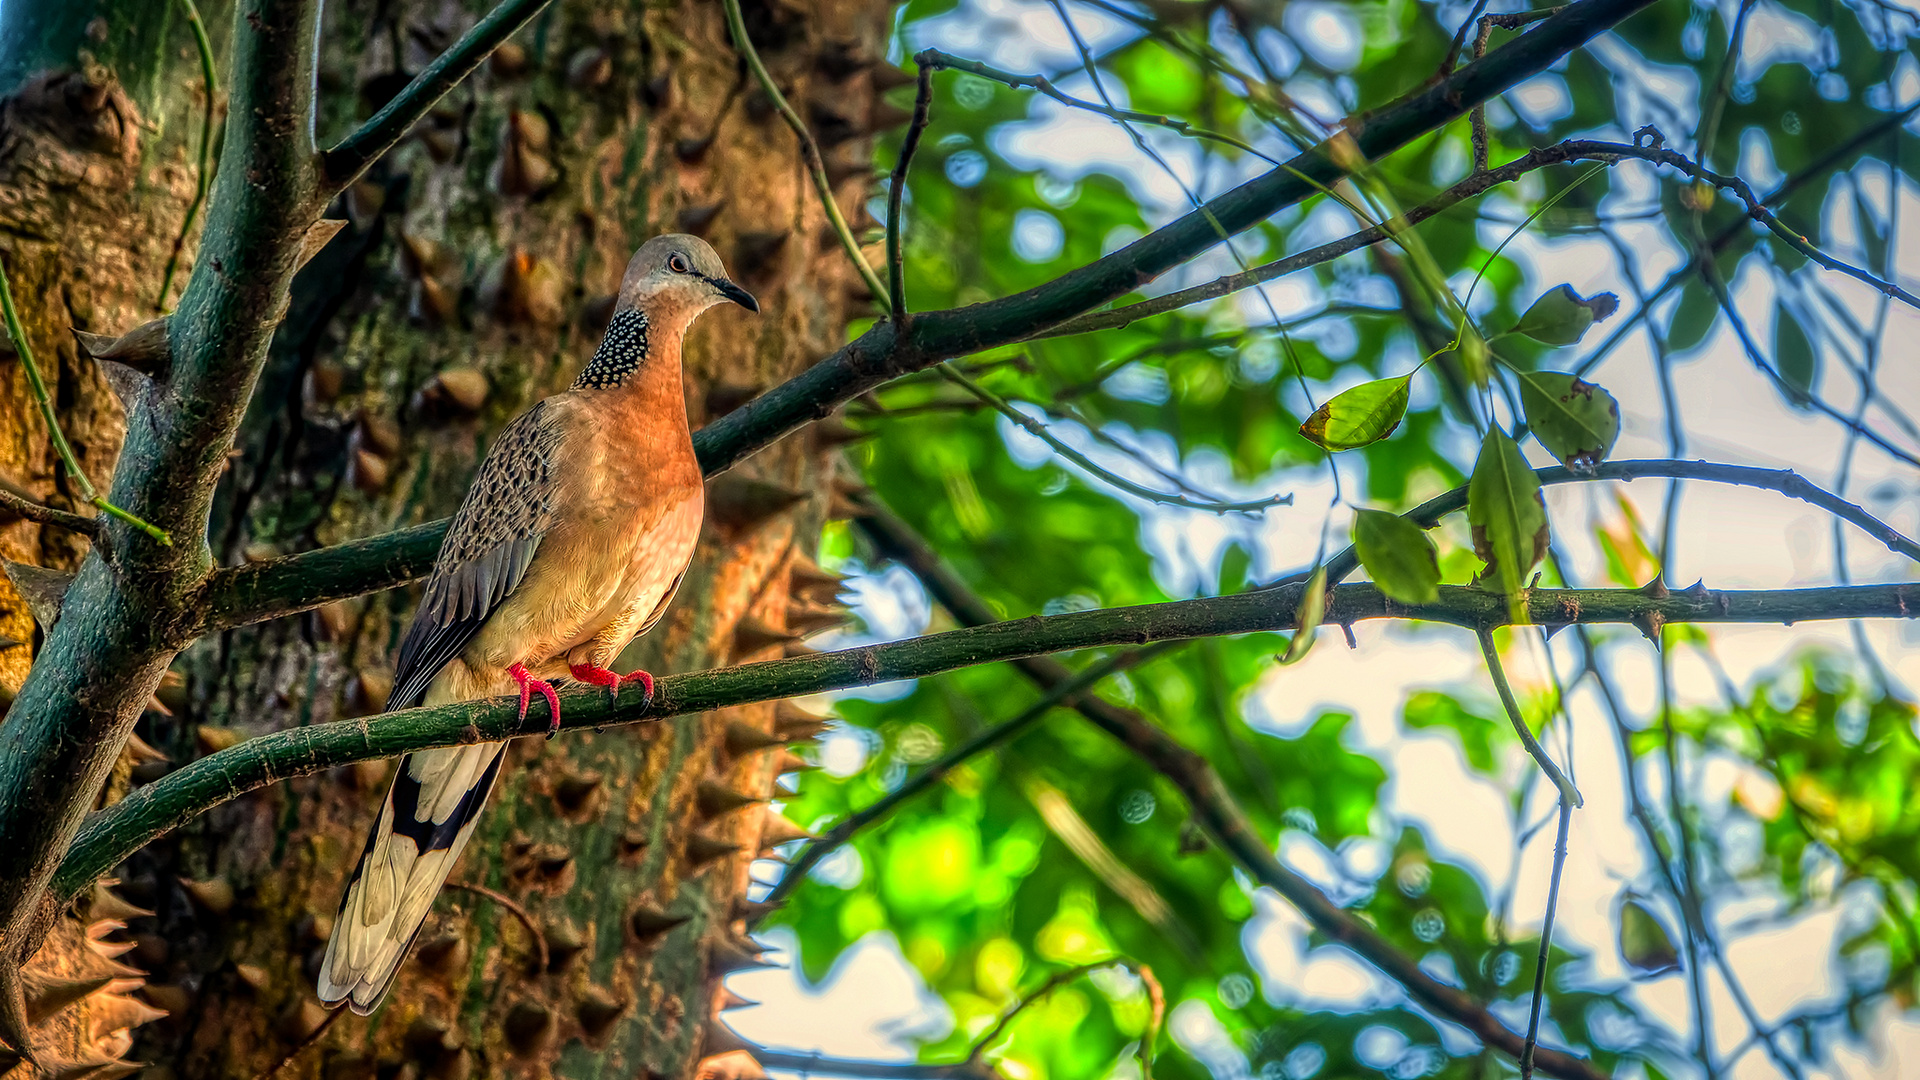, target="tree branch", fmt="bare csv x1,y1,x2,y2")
0,486,98,540
851,505,1614,1080
688,0,1661,475
320,0,554,190
200,456,1919,635
0,0,323,958
55,577,1918,905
